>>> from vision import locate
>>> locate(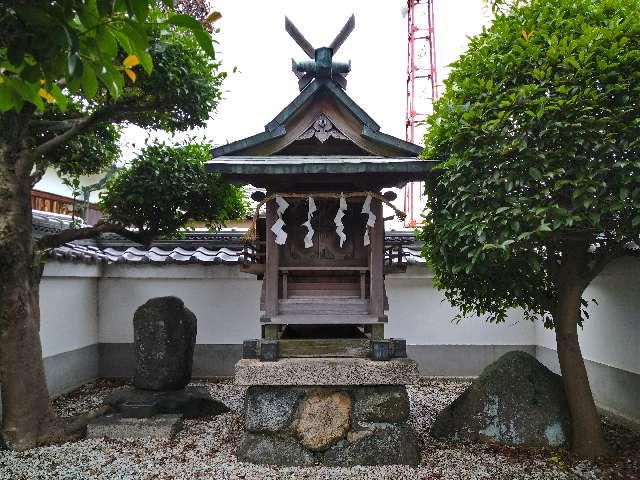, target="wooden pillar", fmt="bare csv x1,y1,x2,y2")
369,197,385,320
263,196,280,321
